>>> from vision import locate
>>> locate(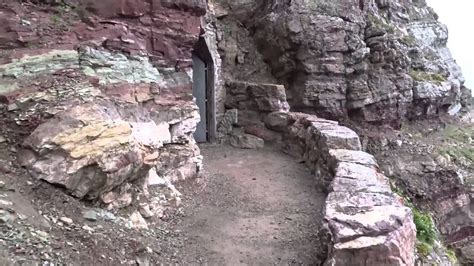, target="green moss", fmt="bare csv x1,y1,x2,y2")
439,146,474,165
444,125,473,142
413,209,437,257
368,14,396,34
409,70,447,84
446,248,458,263
417,242,433,257
400,35,417,46
413,209,437,245
308,0,338,15
437,125,474,166
51,14,62,25
390,183,438,257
